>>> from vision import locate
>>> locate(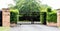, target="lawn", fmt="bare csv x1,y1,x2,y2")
0,27,10,31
